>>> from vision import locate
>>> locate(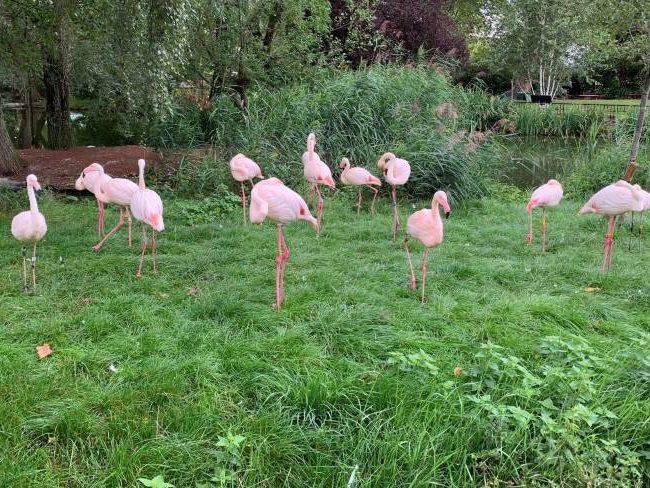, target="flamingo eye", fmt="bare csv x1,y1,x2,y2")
82,172,86,178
